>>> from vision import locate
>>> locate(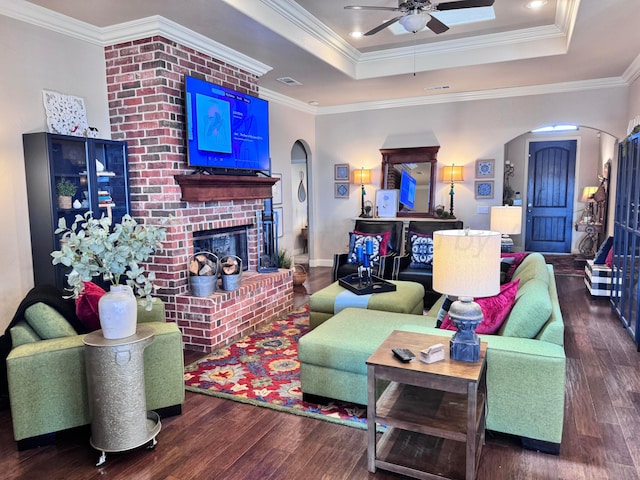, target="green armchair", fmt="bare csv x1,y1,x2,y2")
6,290,184,450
